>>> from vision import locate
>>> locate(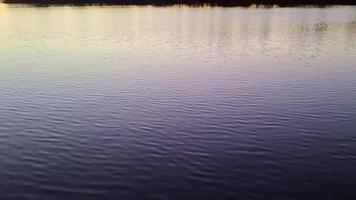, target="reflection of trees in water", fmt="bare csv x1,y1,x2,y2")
315,23,328,32
207,9,354,63
3,0,356,5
